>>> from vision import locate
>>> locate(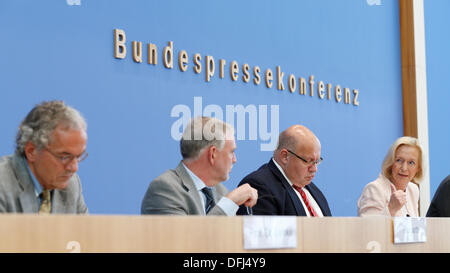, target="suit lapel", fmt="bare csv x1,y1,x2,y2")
212,184,228,203
52,189,65,213
268,159,307,216
18,188,38,213
12,154,39,213
305,184,318,206
305,184,330,216
175,162,205,215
